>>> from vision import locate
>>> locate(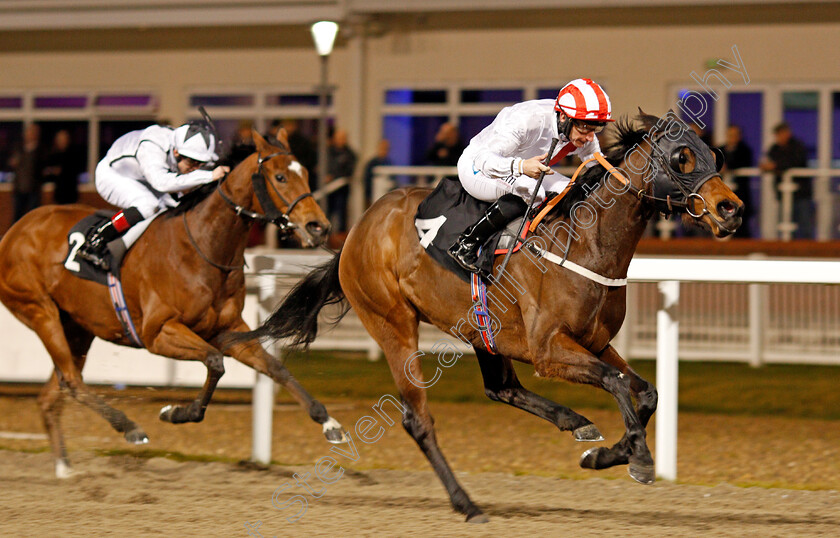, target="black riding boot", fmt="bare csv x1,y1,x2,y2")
76,207,143,271
448,194,527,274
